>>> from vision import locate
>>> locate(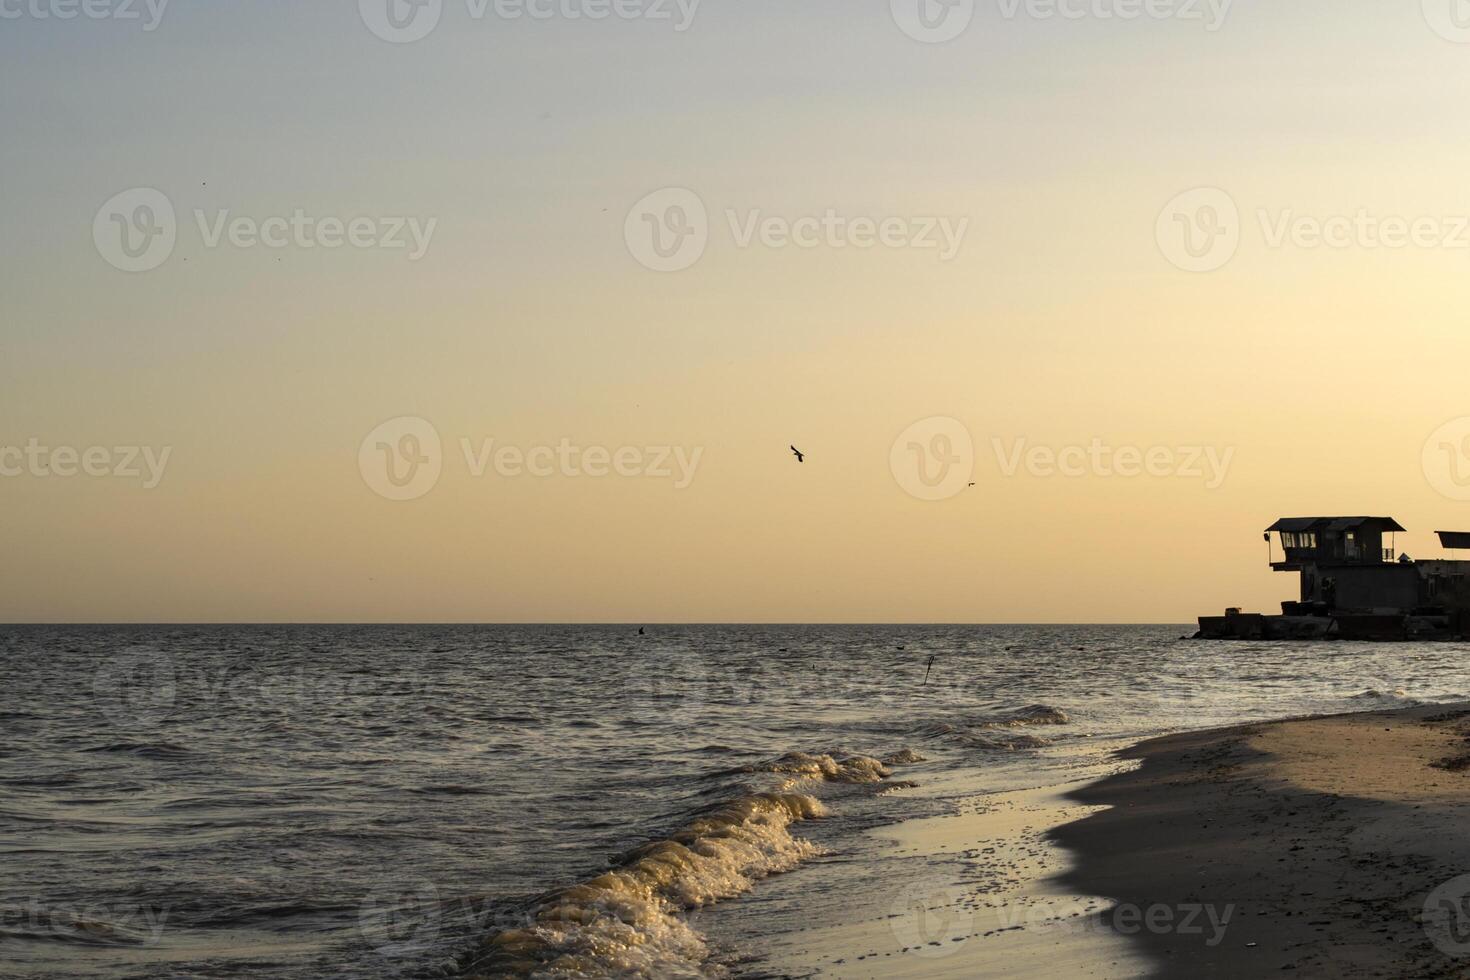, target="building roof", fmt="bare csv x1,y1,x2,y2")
1266,516,1406,533
1438,531,1470,550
